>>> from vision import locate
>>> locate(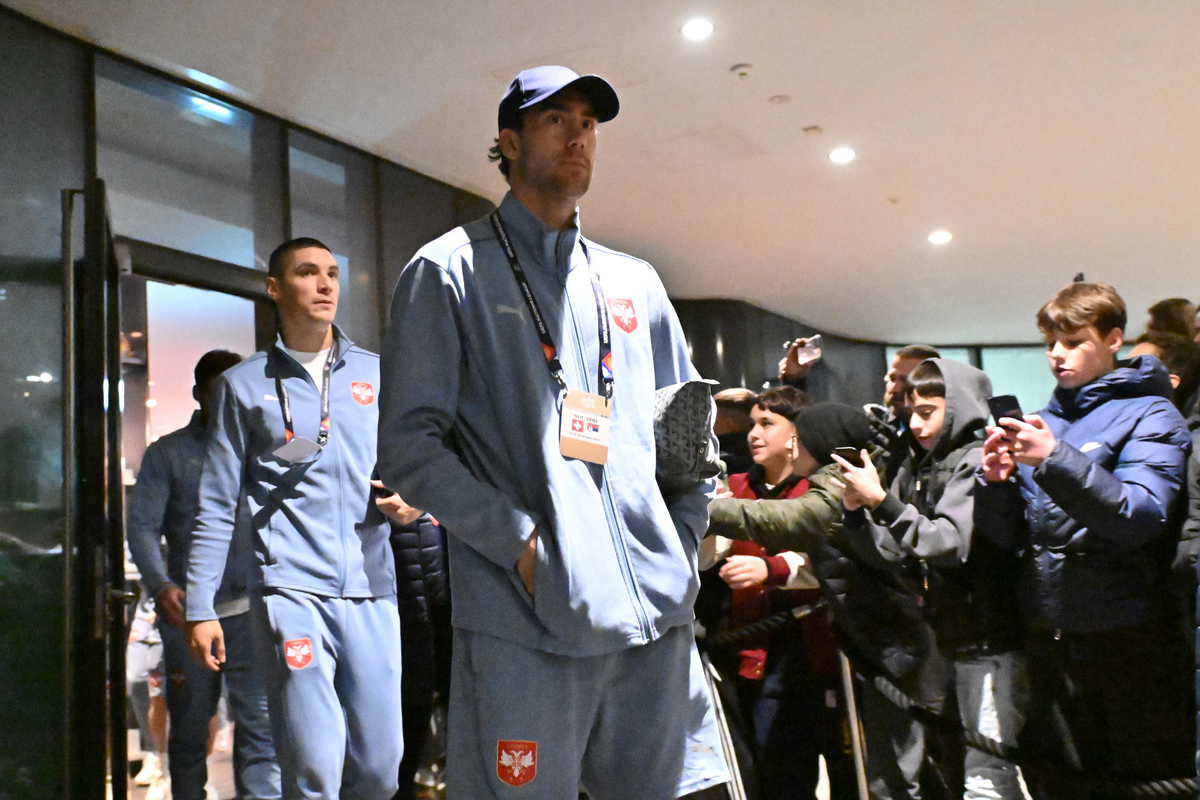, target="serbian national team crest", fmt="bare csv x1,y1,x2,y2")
496,740,537,787
607,298,638,333
351,382,375,406
284,638,313,670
